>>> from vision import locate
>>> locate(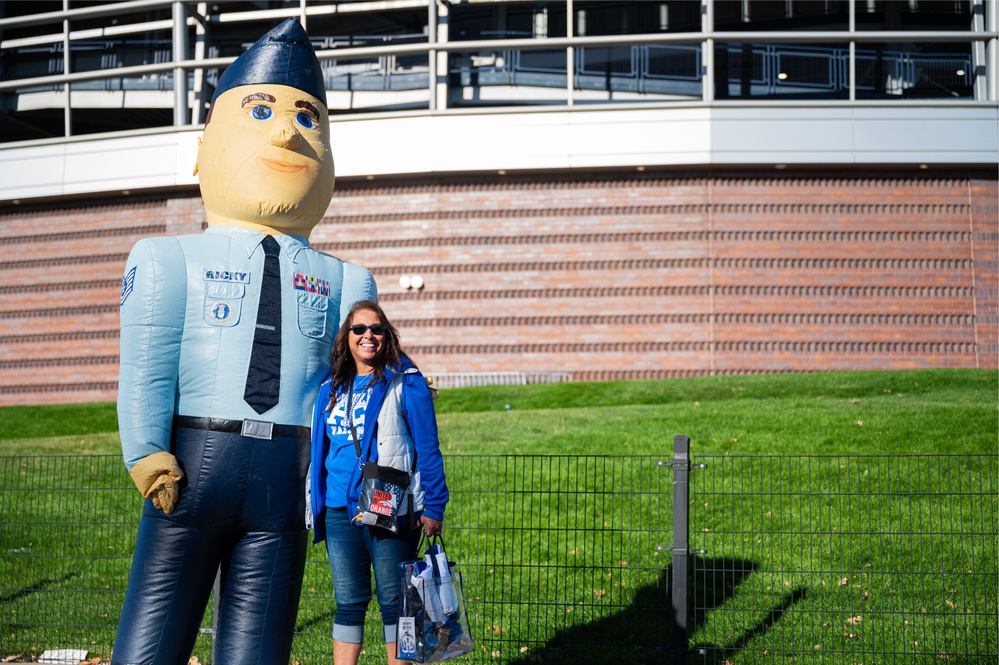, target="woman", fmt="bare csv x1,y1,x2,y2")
310,299,448,665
